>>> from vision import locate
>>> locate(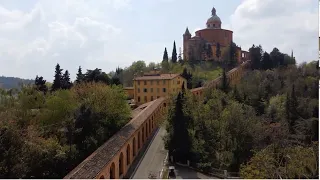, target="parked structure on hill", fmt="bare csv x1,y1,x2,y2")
132,71,187,105
183,6,249,63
